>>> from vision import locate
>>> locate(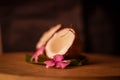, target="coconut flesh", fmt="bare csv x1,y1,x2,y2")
46,28,75,59
35,24,82,59
36,24,62,49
